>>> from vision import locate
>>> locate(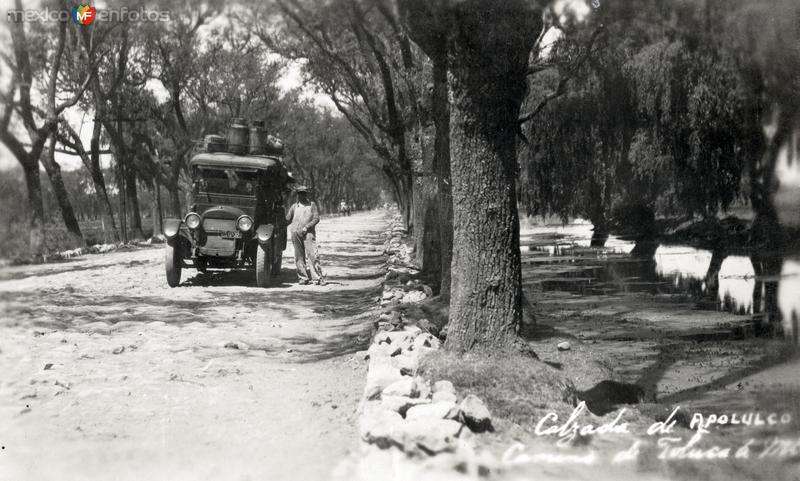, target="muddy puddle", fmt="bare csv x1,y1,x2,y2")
520,221,800,343
520,220,800,418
